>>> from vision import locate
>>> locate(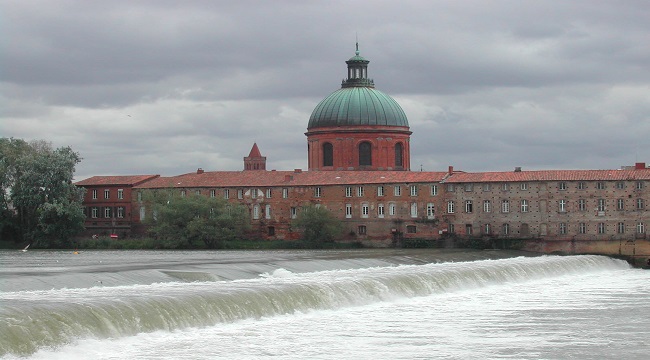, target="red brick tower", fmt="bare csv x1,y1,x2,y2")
244,143,266,170
305,43,411,171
